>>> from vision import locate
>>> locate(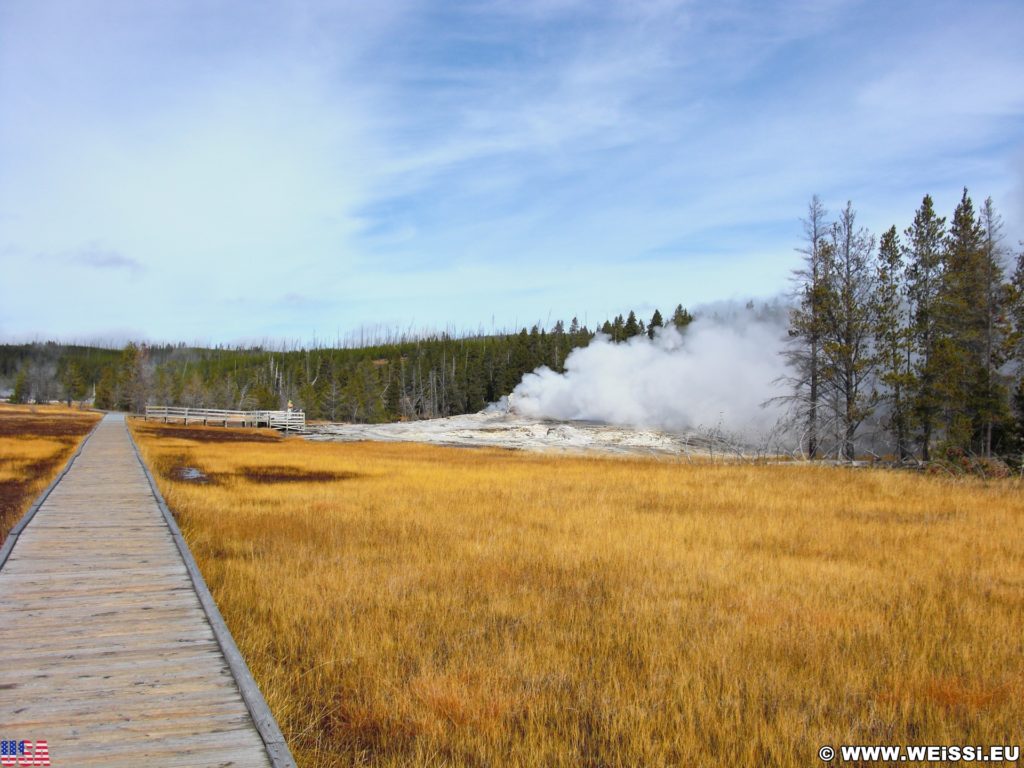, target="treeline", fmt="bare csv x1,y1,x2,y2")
0,305,693,422
786,190,1024,463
